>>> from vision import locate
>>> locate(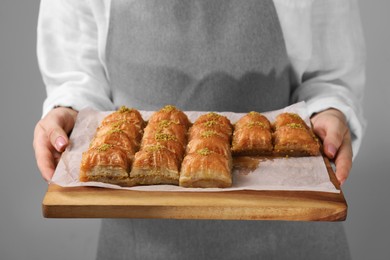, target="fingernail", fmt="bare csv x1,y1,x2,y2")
55,136,67,151
327,144,337,158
